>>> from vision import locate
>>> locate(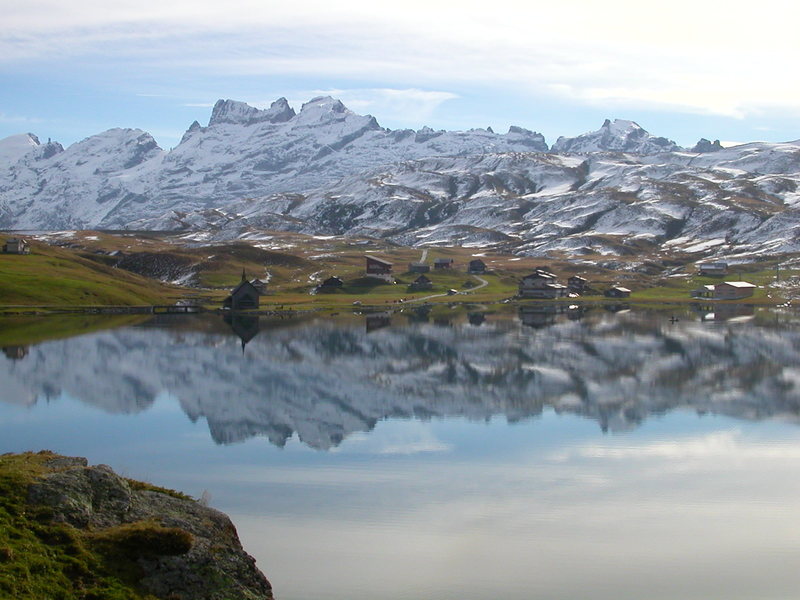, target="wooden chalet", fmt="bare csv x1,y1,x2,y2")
604,286,631,298
2,238,30,254
690,284,716,299
698,261,728,276
434,258,454,270
409,274,433,291
408,262,430,273
713,281,756,300
468,259,487,274
567,275,588,293
365,256,394,282
518,270,568,299
317,276,344,293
